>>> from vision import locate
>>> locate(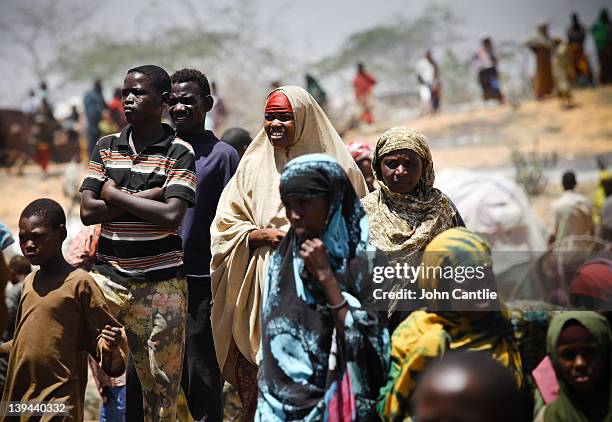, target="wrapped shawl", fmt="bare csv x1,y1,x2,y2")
210,86,368,384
